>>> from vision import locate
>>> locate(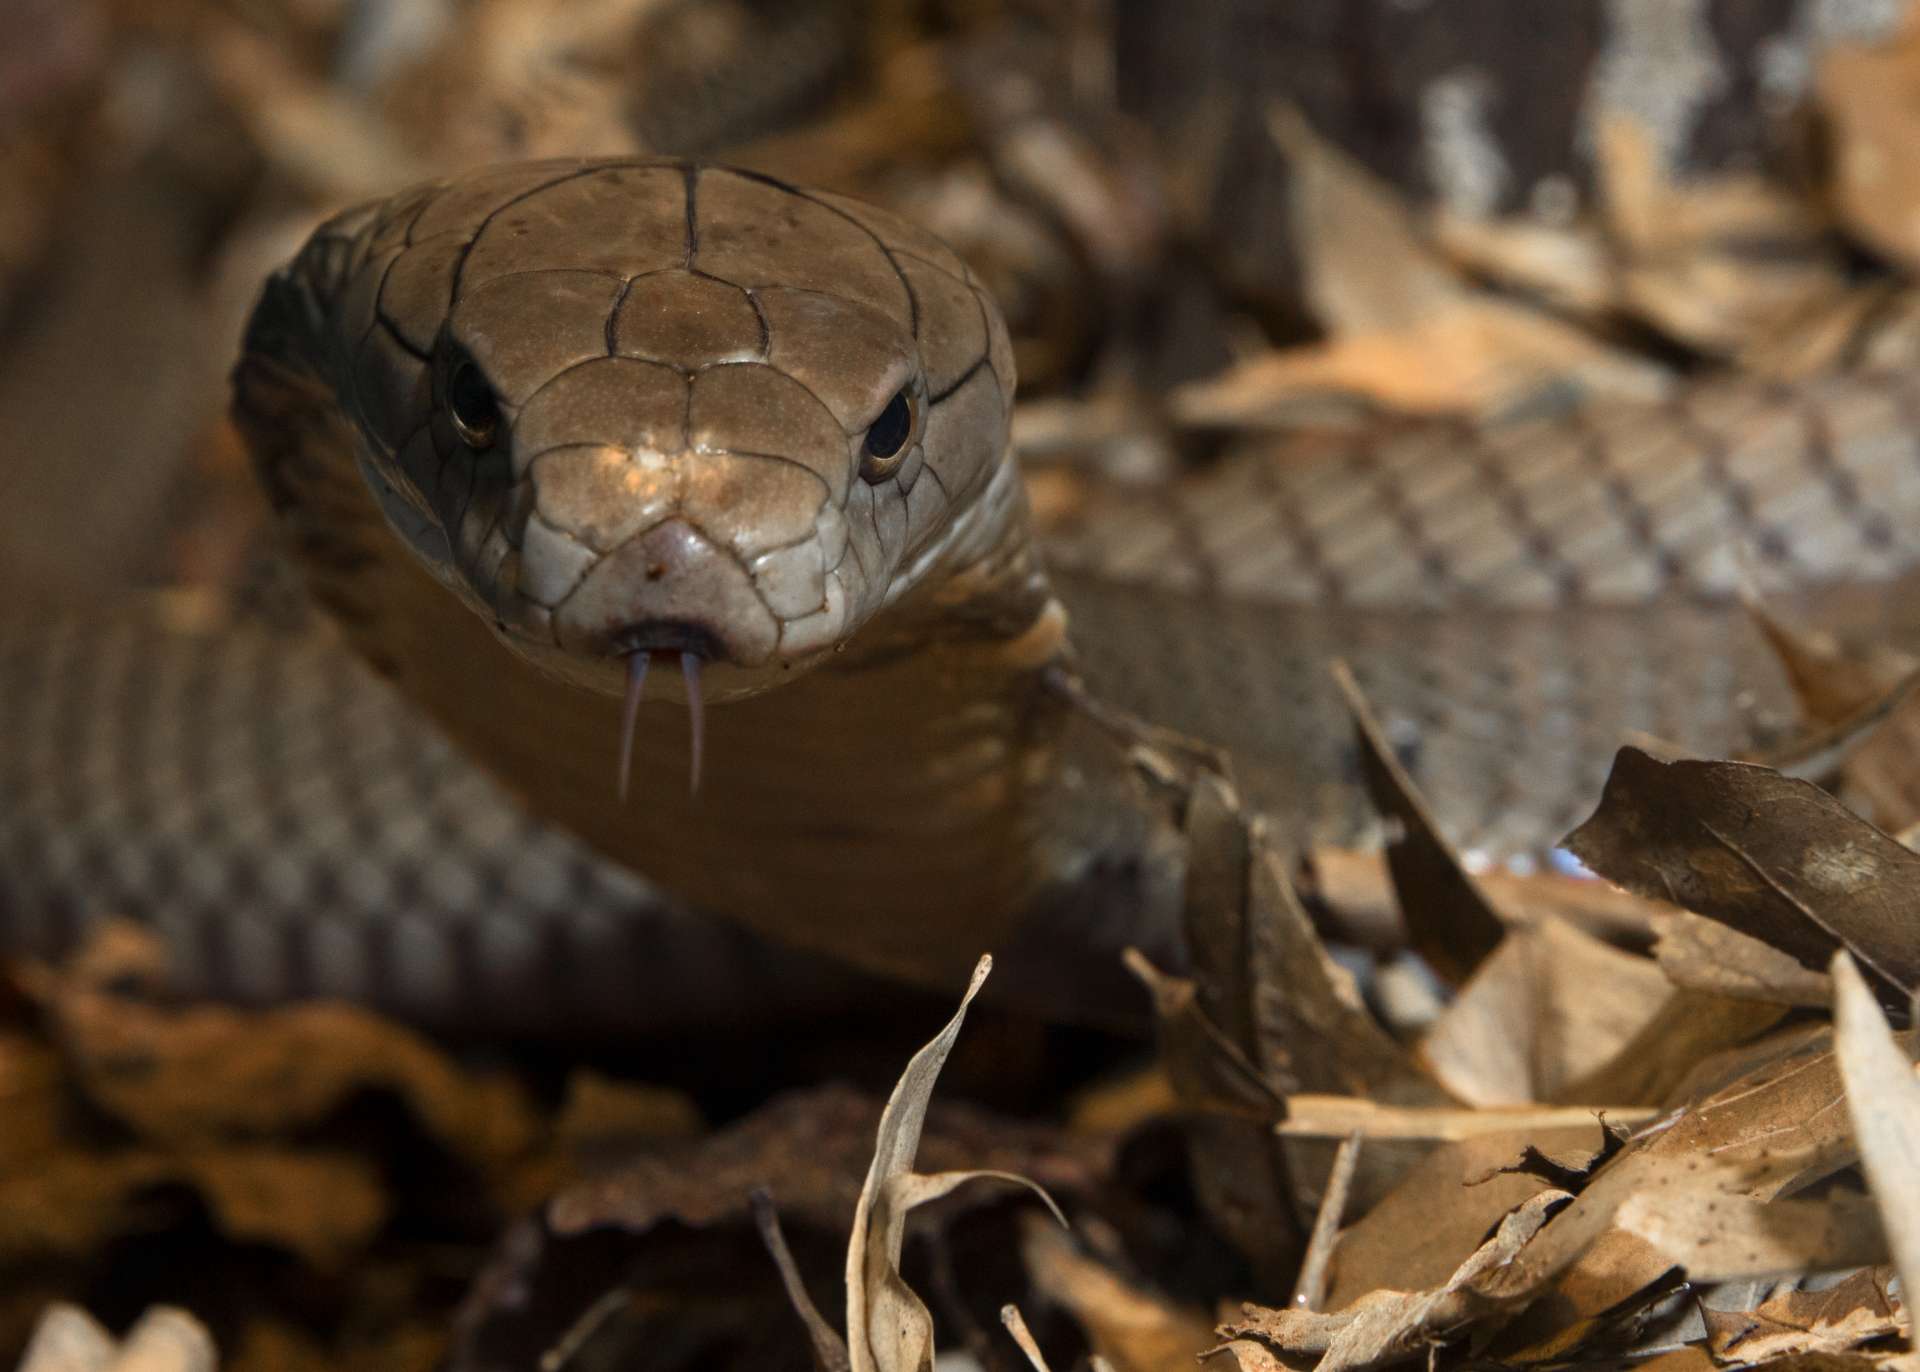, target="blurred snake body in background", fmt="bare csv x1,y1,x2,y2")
4,155,1920,1032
